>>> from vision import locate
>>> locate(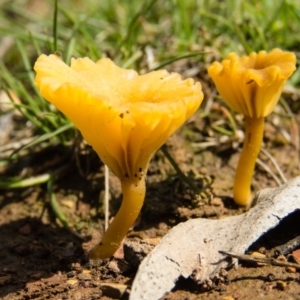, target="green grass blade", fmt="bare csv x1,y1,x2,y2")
151,52,207,71
9,123,74,159
0,174,50,189
53,0,58,52
47,175,70,229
